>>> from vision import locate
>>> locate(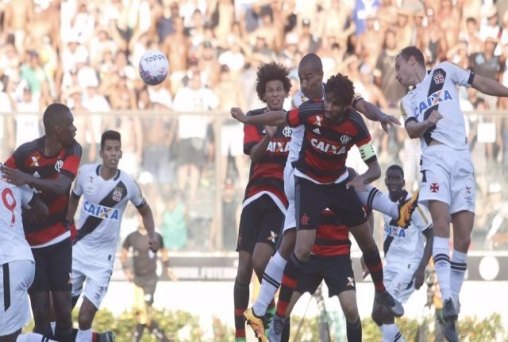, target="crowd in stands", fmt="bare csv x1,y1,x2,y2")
1,0,508,251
